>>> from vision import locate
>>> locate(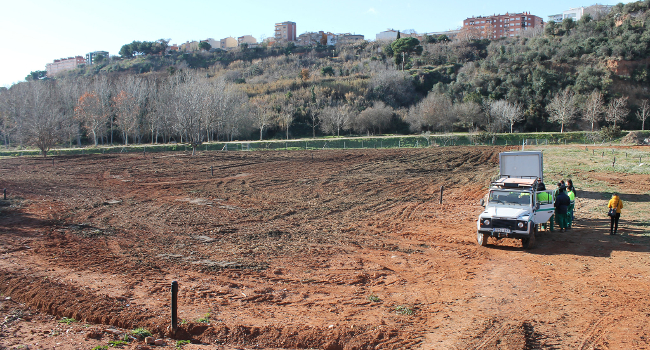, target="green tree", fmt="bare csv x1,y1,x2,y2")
320,66,335,76
25,71,47,81
391,37,423,66
198,41,211,51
